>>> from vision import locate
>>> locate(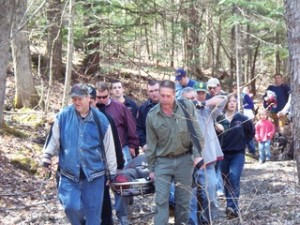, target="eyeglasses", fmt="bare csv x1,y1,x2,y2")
96,95,108,99
208,87,216,90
